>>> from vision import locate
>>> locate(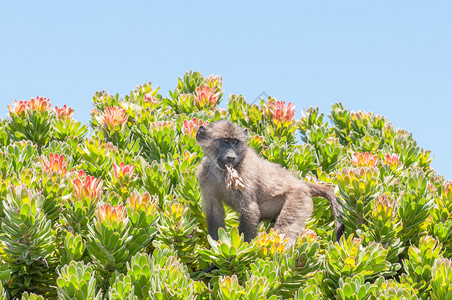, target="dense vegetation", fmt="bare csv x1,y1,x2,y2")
0,71,451,299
